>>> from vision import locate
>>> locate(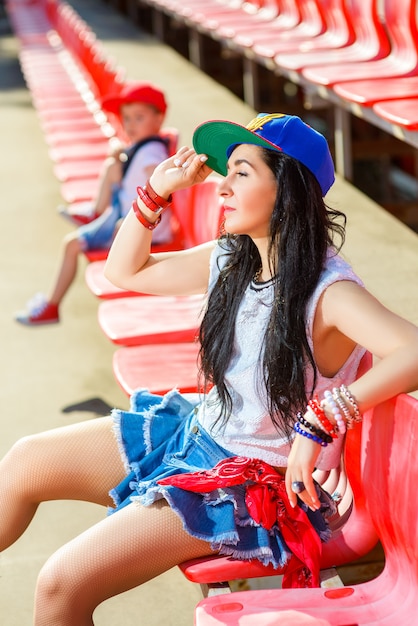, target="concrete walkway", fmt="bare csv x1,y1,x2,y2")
0,1,417,624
